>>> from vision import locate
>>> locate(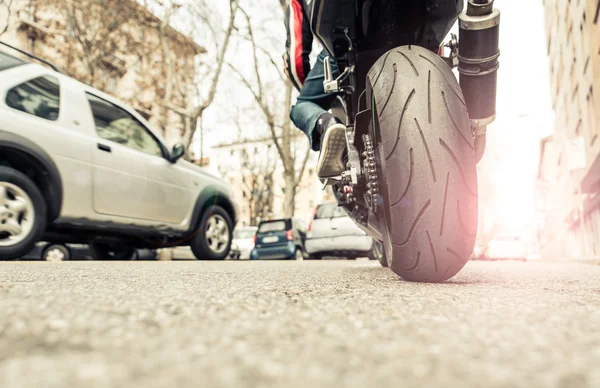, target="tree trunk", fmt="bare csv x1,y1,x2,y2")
283,172,296,218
